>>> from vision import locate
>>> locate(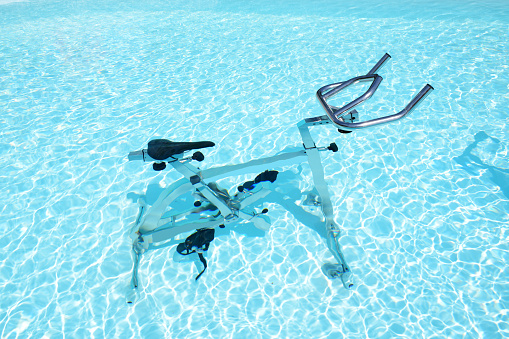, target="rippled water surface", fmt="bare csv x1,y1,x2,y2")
1,0,508,338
